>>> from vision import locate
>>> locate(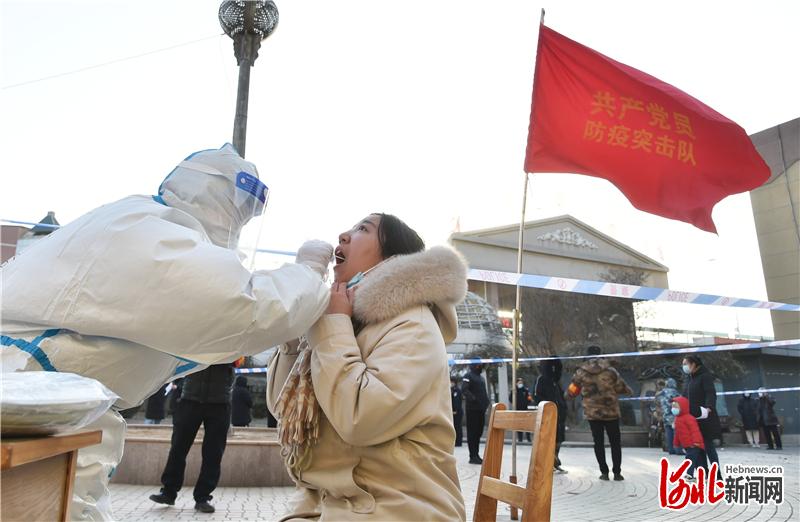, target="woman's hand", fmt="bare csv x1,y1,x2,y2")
325,282,355,316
